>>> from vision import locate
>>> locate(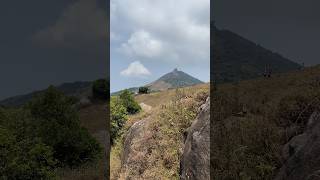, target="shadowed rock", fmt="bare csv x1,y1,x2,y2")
276,112,320,180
